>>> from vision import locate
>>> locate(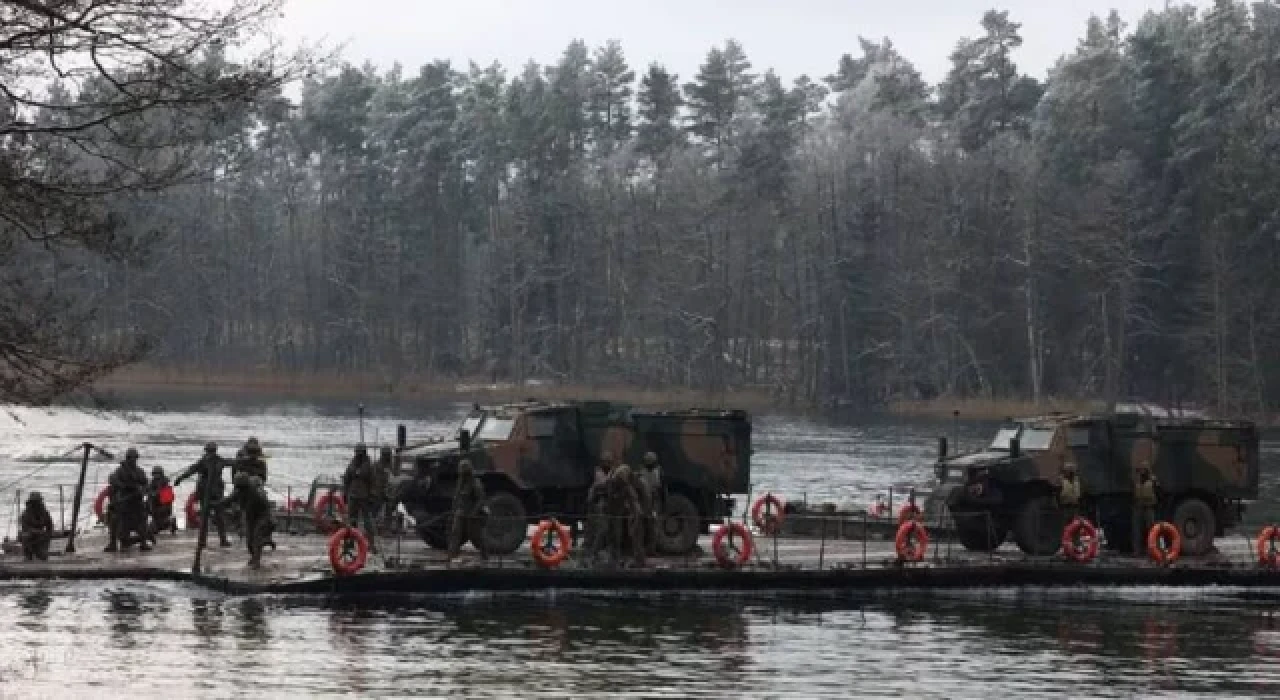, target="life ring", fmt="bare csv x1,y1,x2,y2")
711,522,754,569
328,526,369,576
1061,517,1099,563
93,486,111,521
897,503,922,525
1257,526,1280,568
895,520,929,562
313,491,346,533
185,491,202,529
1147,521,1182,565
530,519,571,569
157,485,175,507
751,494,785,535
